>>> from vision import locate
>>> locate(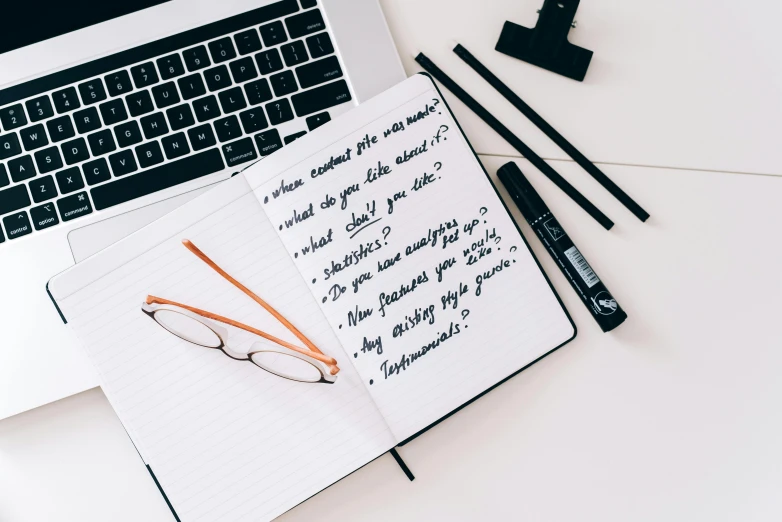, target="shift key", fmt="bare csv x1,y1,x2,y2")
291,80,351,117
0,184,31,215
